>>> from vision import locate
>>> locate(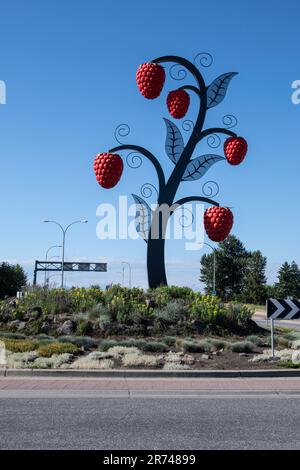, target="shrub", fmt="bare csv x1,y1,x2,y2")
229,341,256,353
148,286,195,307
58,335,97,349
0,332,26,340
31,353,73,369
246,335,266,347
37,342,78,357
75,319,93,336
142,341,168,353
2,339,39,352
122,353,159,367
99,339,119,351
6,351,39,368
68,357,114,369
162,336,177,346
154,301,187,325
87,303,109,320
35,334,55,344
70,286,104,312
190,295,226,324
180,339,211,353
208,338,229,350
108,346,141,356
